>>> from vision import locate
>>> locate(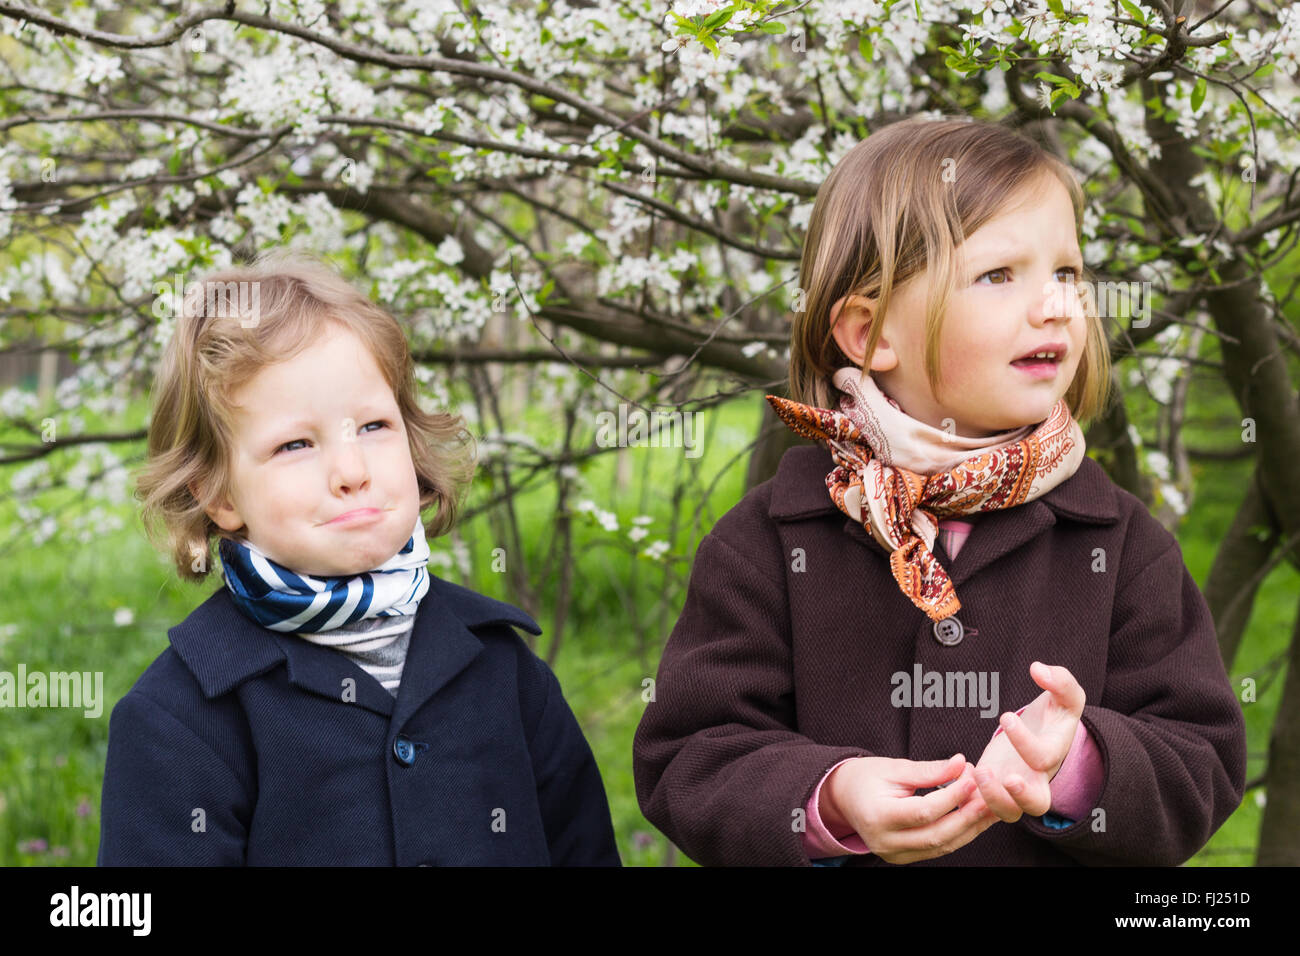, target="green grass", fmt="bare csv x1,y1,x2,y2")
0,379,1288,866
